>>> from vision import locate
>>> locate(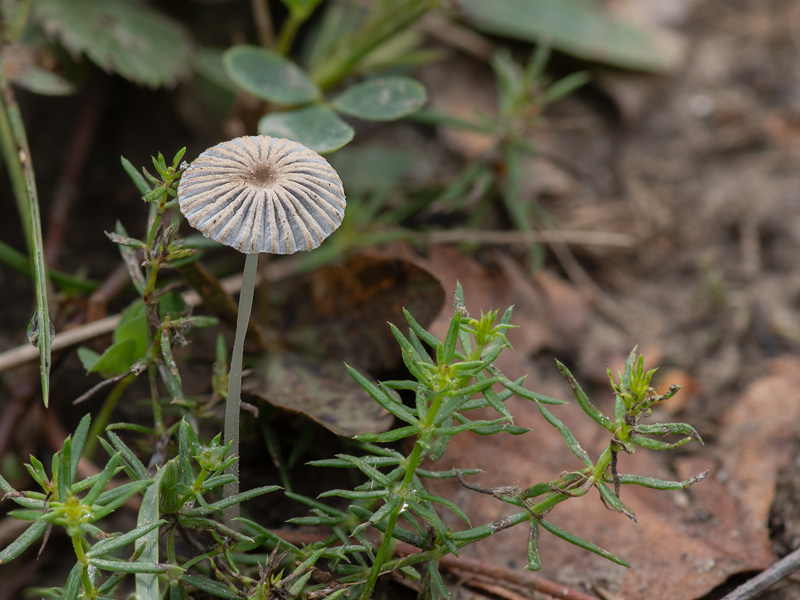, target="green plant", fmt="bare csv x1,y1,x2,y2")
0,269,706,599
0,3,710,596
176,135,347,528
272,285,707,599
414,46,590,269
0,414,278,599
222,0,432,154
